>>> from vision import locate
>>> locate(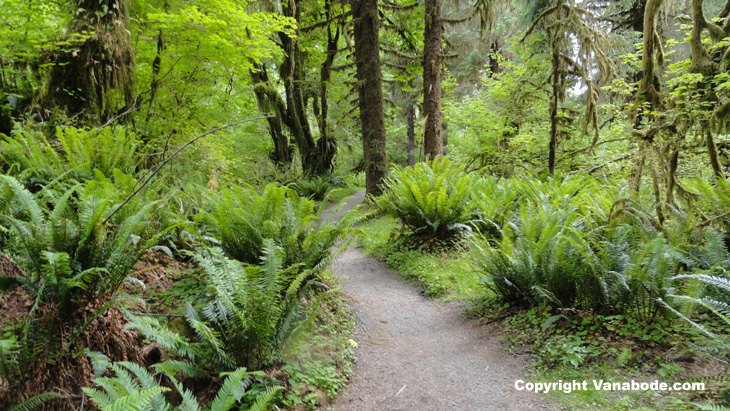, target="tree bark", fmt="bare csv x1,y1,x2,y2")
313,0,340,175
636,0,665,113
548,22,560,176
45,0,135,124
251,63,292,166
353,0,388,195
442,122,449,156
407,105,415,167
280,0,318,174
706,129,726,180
423,0,443,160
